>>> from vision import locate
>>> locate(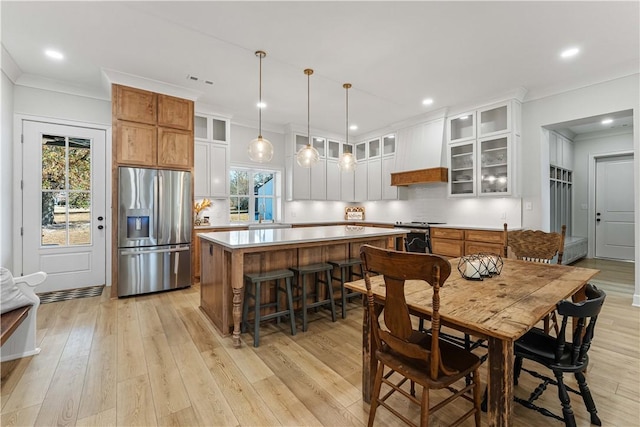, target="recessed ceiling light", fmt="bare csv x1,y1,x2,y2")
422,98,434,106
257,102,266,109
560,47,580,59
601,118,613,125
45,49,64,60
350,124,358,131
